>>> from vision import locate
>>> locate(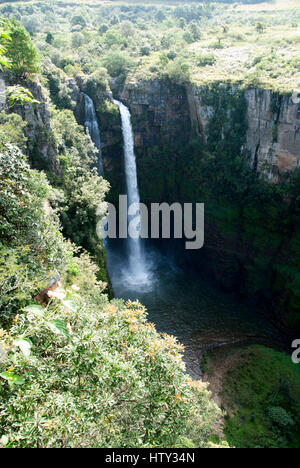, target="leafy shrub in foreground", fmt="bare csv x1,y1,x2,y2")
0,288,223,448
